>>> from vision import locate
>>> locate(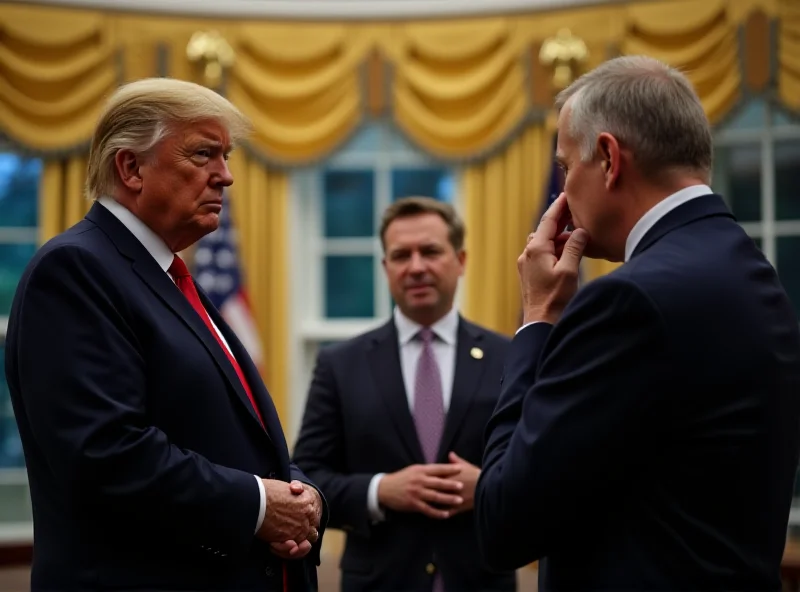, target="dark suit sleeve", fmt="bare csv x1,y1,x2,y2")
292,348,375,538
475,277,668,570
13,245,260,553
